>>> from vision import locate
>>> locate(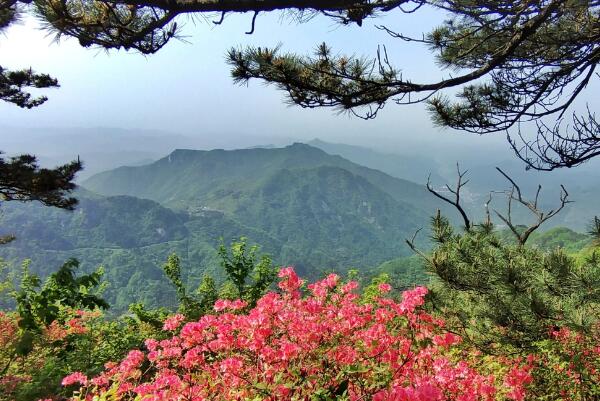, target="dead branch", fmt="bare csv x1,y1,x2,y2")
405,227,433,264
484,192,493,226
426,163,471,231
493,167,571,245
246,11,258,34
